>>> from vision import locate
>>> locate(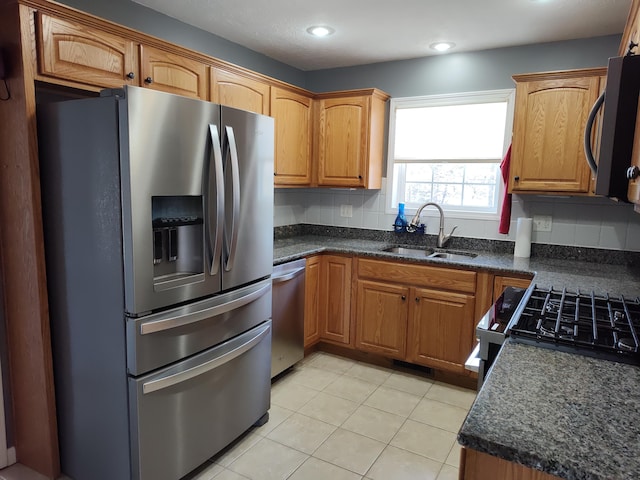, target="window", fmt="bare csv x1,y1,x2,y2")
387,90,514,218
